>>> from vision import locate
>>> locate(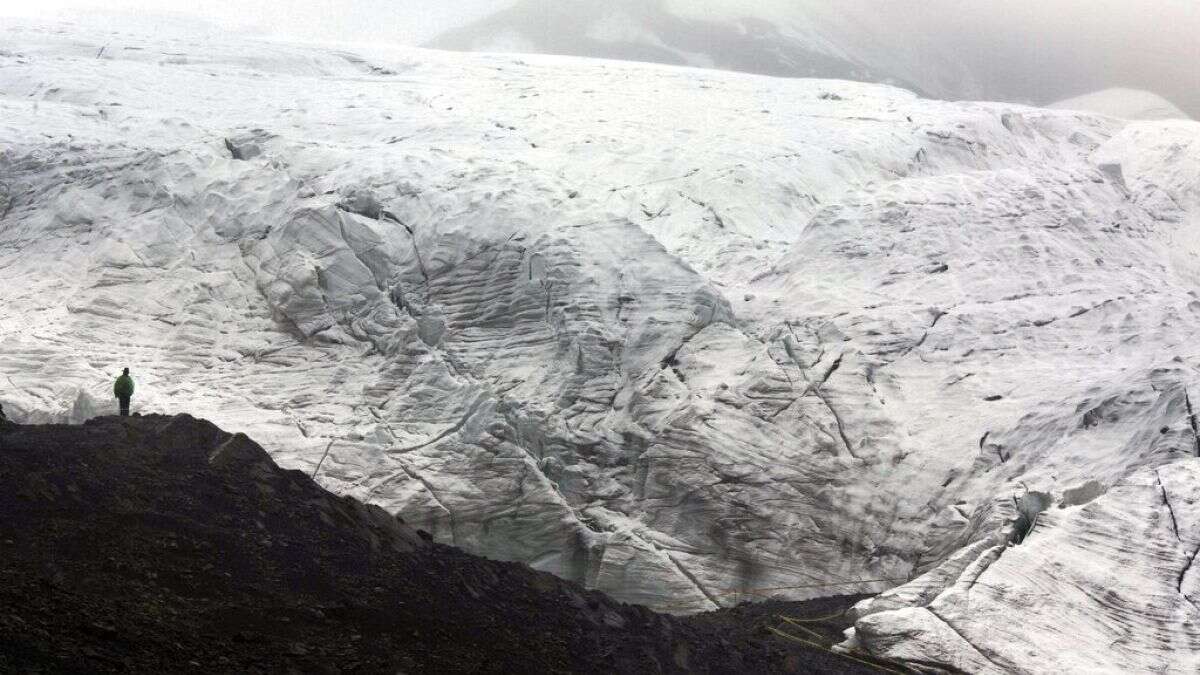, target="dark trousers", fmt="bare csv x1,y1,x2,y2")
118,396,130,417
